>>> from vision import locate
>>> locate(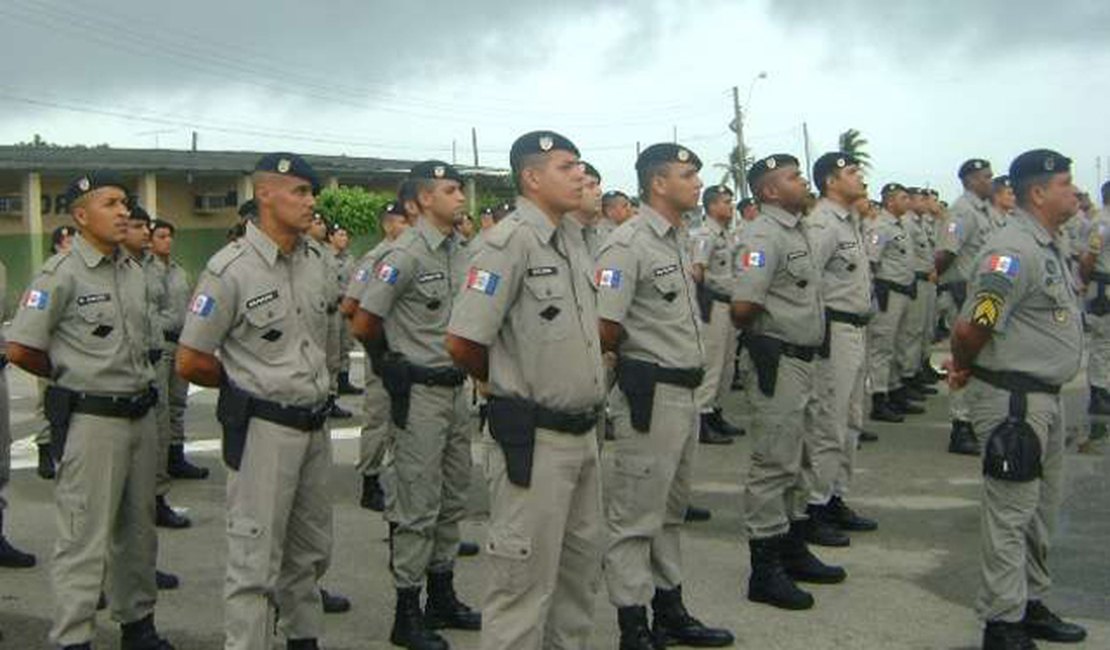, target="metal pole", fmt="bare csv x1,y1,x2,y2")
732,86,748,199
802,122,812,177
